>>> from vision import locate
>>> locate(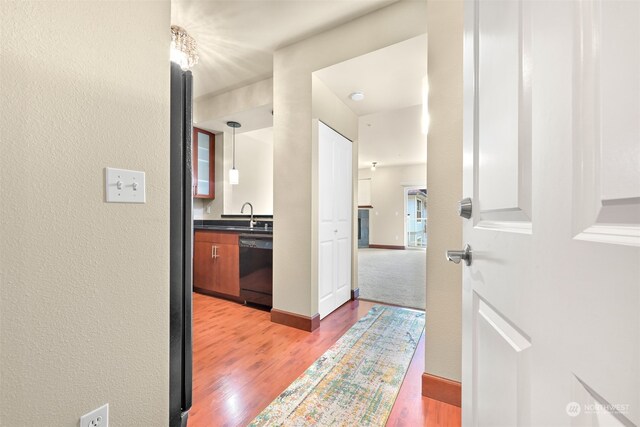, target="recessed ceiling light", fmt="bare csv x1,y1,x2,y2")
349,92,365,102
